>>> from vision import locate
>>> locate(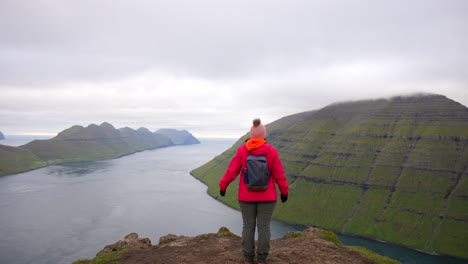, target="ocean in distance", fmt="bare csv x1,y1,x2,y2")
0,136,466,264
